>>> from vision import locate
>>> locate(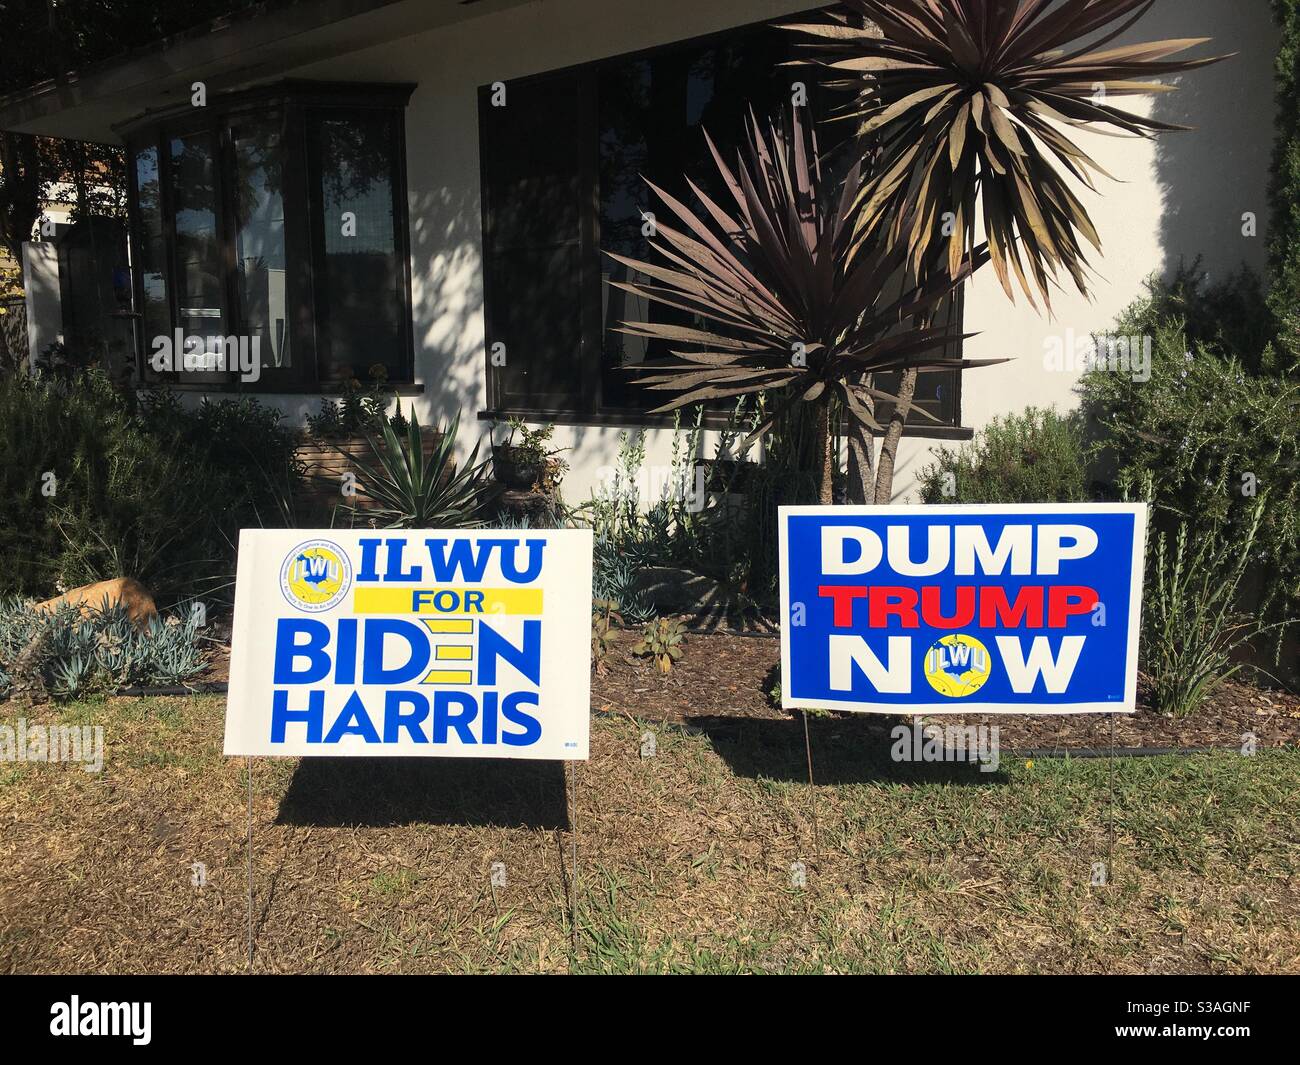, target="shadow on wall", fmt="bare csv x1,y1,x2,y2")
1140,0,1276,279
405,177,706,487
406,181,484,436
